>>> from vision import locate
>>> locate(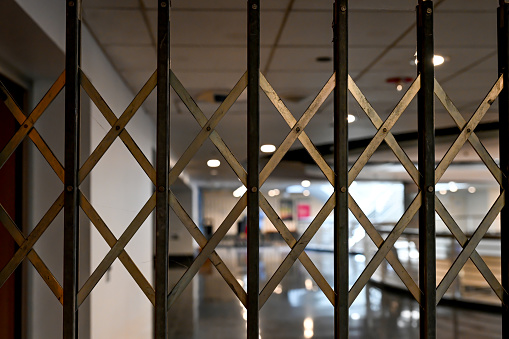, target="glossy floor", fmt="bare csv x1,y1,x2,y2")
167,247,502,339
